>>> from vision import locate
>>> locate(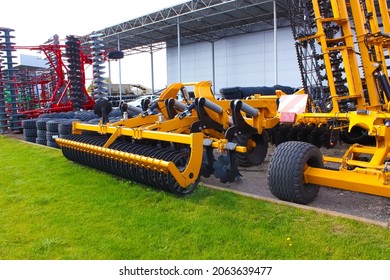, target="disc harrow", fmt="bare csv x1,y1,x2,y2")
56,80,282,195
60,134,198,195
65,35,86,111
0,44,7,133
1,27,23,132
269,122,334,148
